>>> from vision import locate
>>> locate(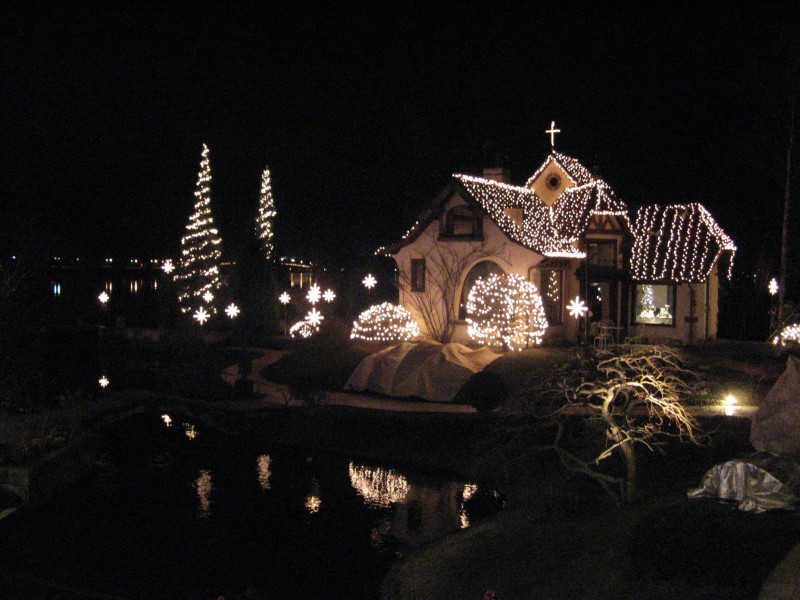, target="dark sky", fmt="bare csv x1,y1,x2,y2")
1,4,798,273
